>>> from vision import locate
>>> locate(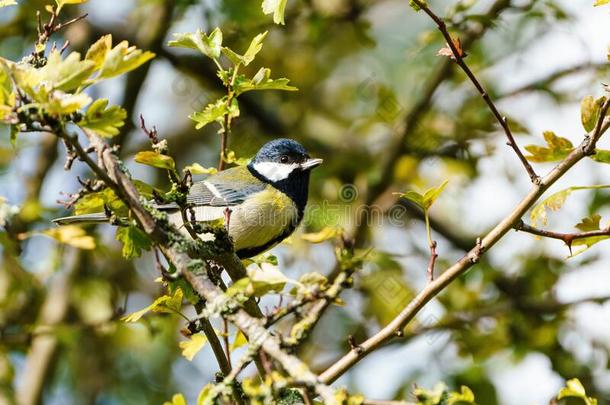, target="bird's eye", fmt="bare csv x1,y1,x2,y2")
280,155,289,163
